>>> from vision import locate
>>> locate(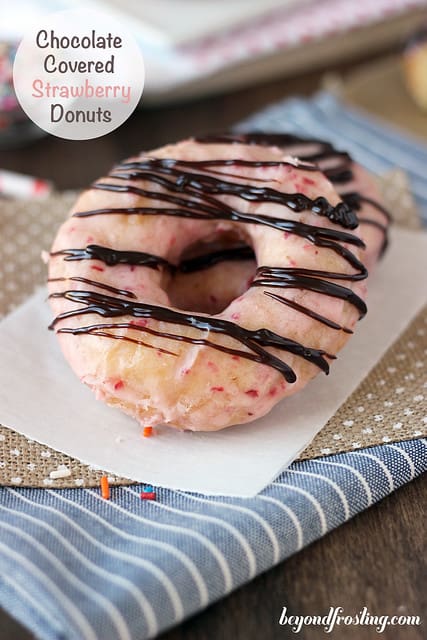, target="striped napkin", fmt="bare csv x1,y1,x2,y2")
0,93,426,640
